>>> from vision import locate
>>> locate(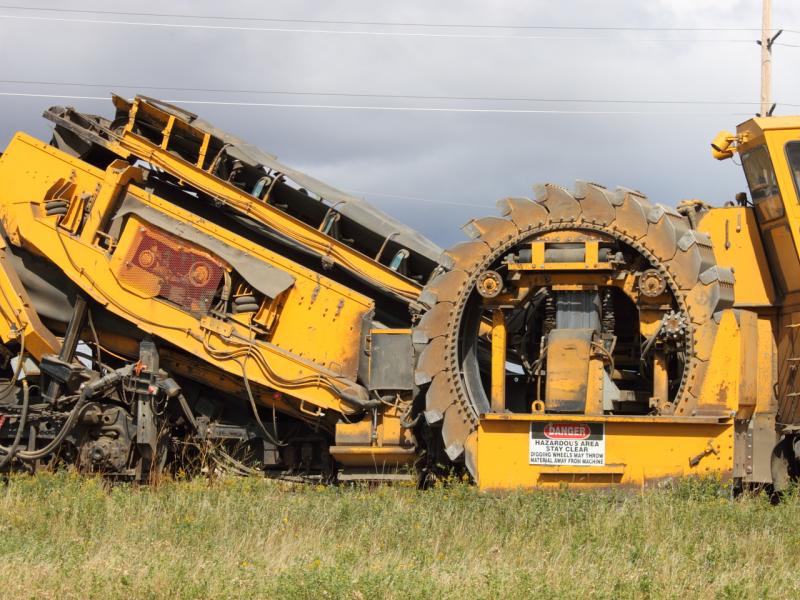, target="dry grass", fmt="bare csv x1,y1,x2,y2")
0,473,797,599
